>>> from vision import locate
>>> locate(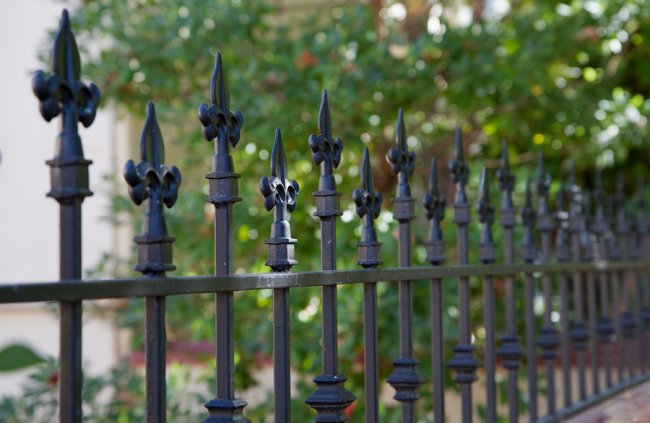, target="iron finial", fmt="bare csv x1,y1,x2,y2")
386,109,416,199
353,147,383,268
450,127,469,204
198,52,244,171
32,9,101,130
260,129,300,272
424,157,446,264
309,89,343,192
536,153,552,230
124,101,182,275
521,178,537,262
477,168,495,263
497,139,515,227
